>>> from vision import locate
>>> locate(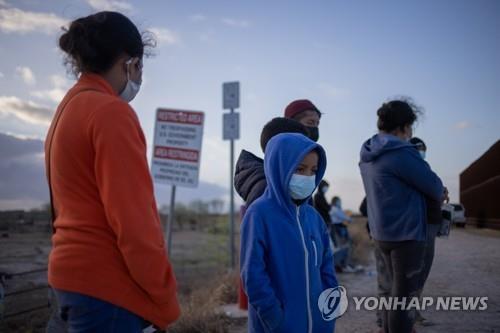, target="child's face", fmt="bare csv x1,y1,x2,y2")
295,151,318,176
